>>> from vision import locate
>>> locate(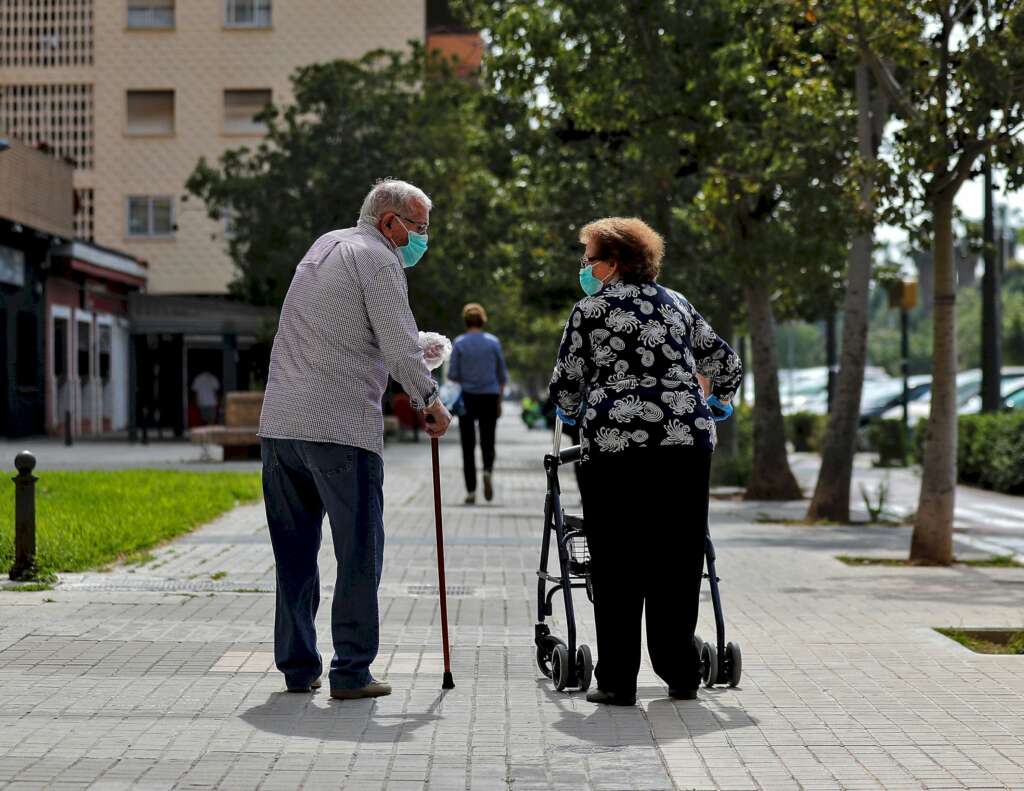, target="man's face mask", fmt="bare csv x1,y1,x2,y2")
394,216,429,268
